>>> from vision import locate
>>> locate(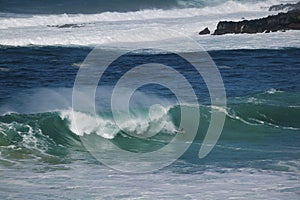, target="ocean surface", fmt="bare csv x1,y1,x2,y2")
1,0,300,199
